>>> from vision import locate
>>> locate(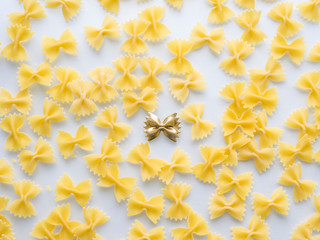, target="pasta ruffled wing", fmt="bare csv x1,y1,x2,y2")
308,194,320,231
31,218,58,240
128,220,165,240
165,0,184,10
0,158,14,184
295,72,320,108
297,0,320,22
207,0,235,24
235,0,255,9
113,56,139,90
291,222,320,240
167,39,193,75
219,81,246,115
45,0,81,21
308,42,320,62
0,88,31,116
98,0,120,14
